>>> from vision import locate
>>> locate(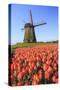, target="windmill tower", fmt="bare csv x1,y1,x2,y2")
23,10,46,43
